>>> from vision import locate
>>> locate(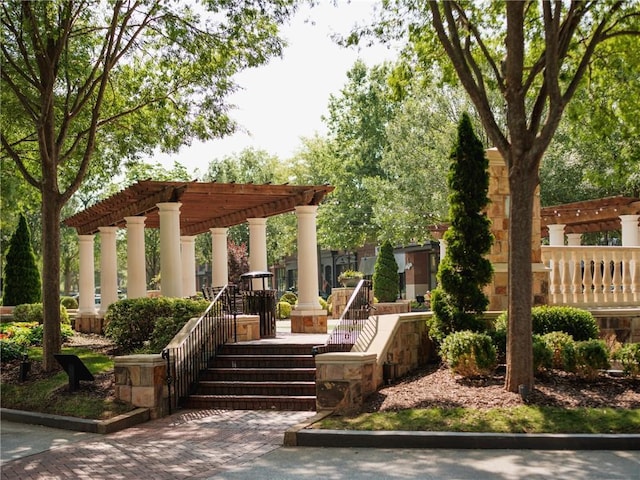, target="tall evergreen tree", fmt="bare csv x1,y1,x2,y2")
373,240,399,302
3,214,41,305
430,113,493,341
